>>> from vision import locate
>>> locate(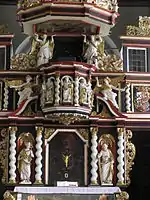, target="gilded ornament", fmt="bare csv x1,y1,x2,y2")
0,128,9,183
3,191,16,200
125,129,136,185
9,126,17,134
116,191,129,200
78,129,89,140
117,128,125,137
36,126,44,136
44,128,55,139
126,16,150,36
90,127,98,135
18,0,41,9
0,24,10,35
48,113,87,125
